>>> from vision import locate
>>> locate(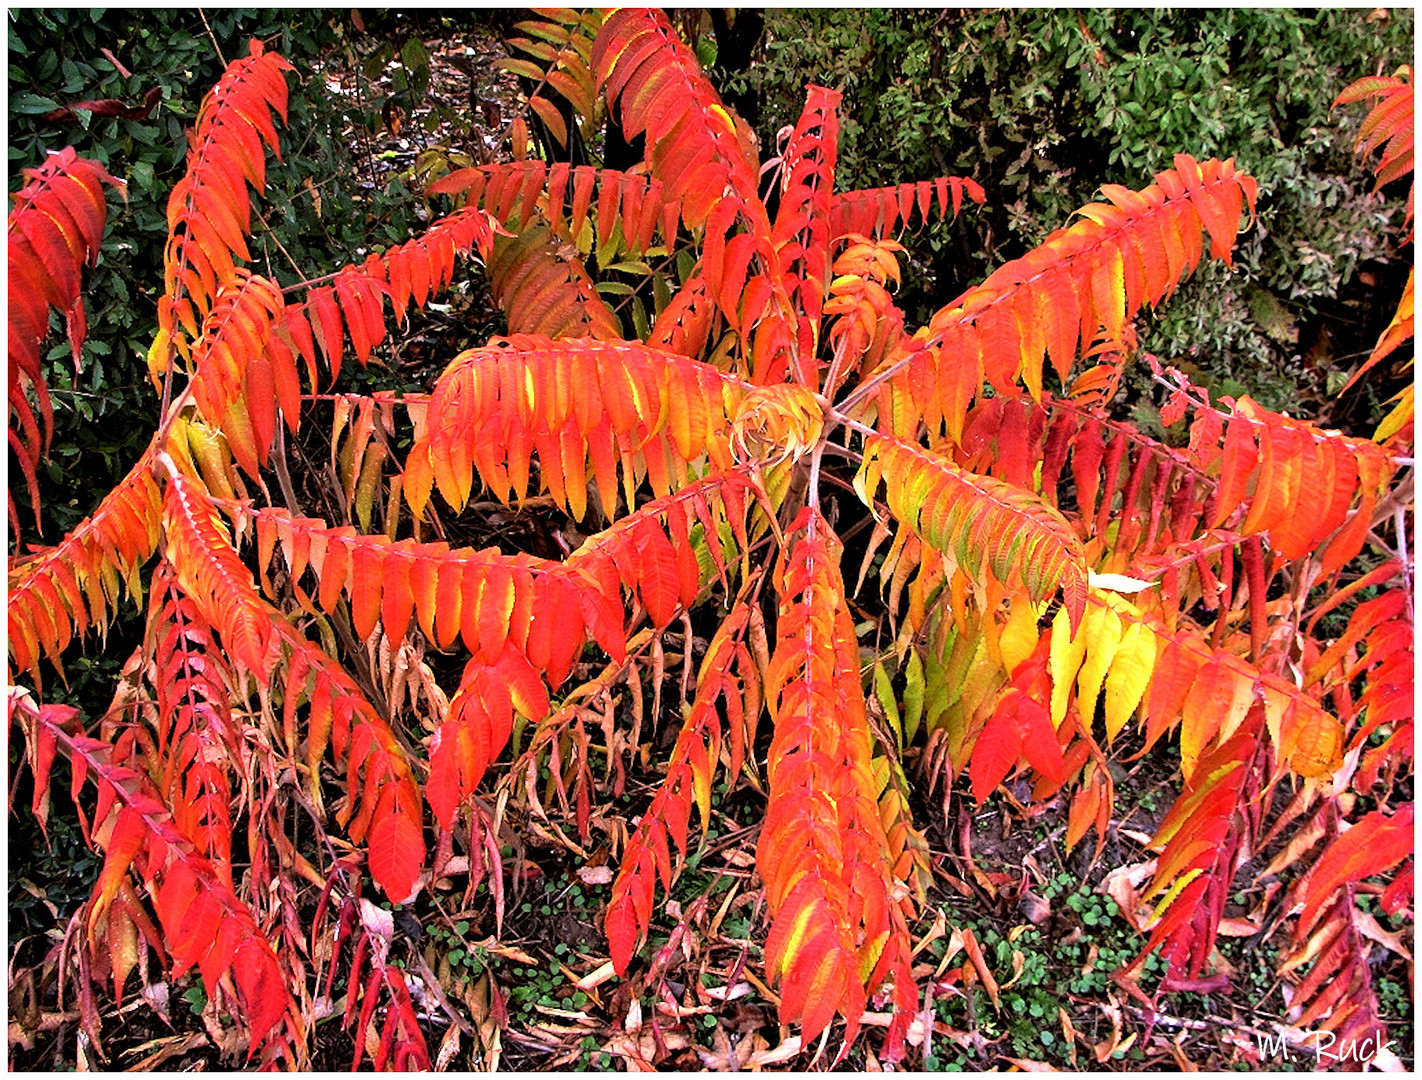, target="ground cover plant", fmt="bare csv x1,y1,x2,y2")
8,8,1413,1071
